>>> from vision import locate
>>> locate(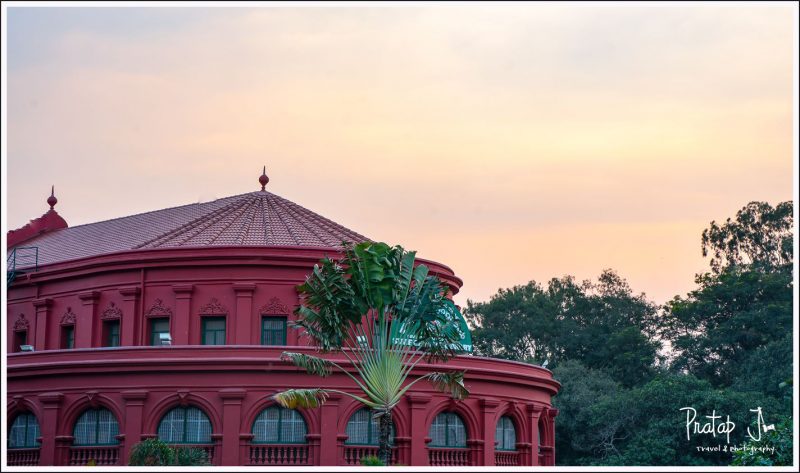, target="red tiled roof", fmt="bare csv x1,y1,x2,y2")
11,191,370,268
